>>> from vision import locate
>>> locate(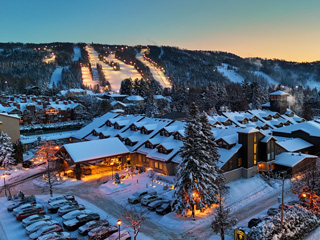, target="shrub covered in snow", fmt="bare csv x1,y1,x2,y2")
248,205,320,240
